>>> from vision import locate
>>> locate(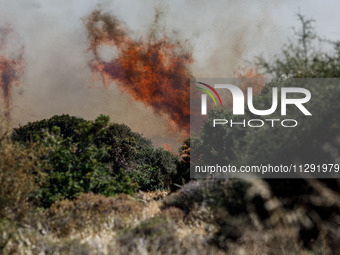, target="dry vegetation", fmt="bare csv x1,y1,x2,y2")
0,114,339,254
1,143,339,255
